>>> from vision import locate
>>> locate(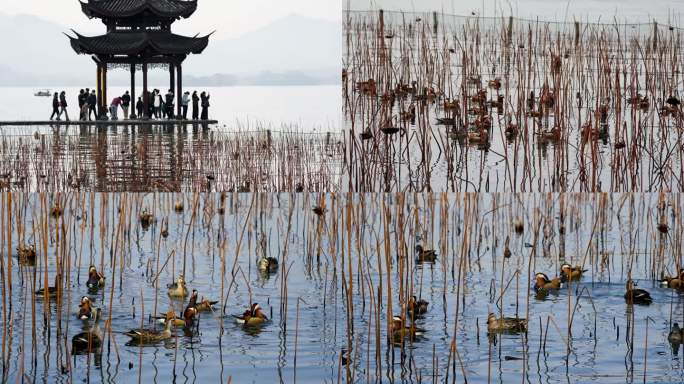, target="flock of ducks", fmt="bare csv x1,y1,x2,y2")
356,66,682,152
24,213,684,354
32,253,281,354
402,245,671,345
